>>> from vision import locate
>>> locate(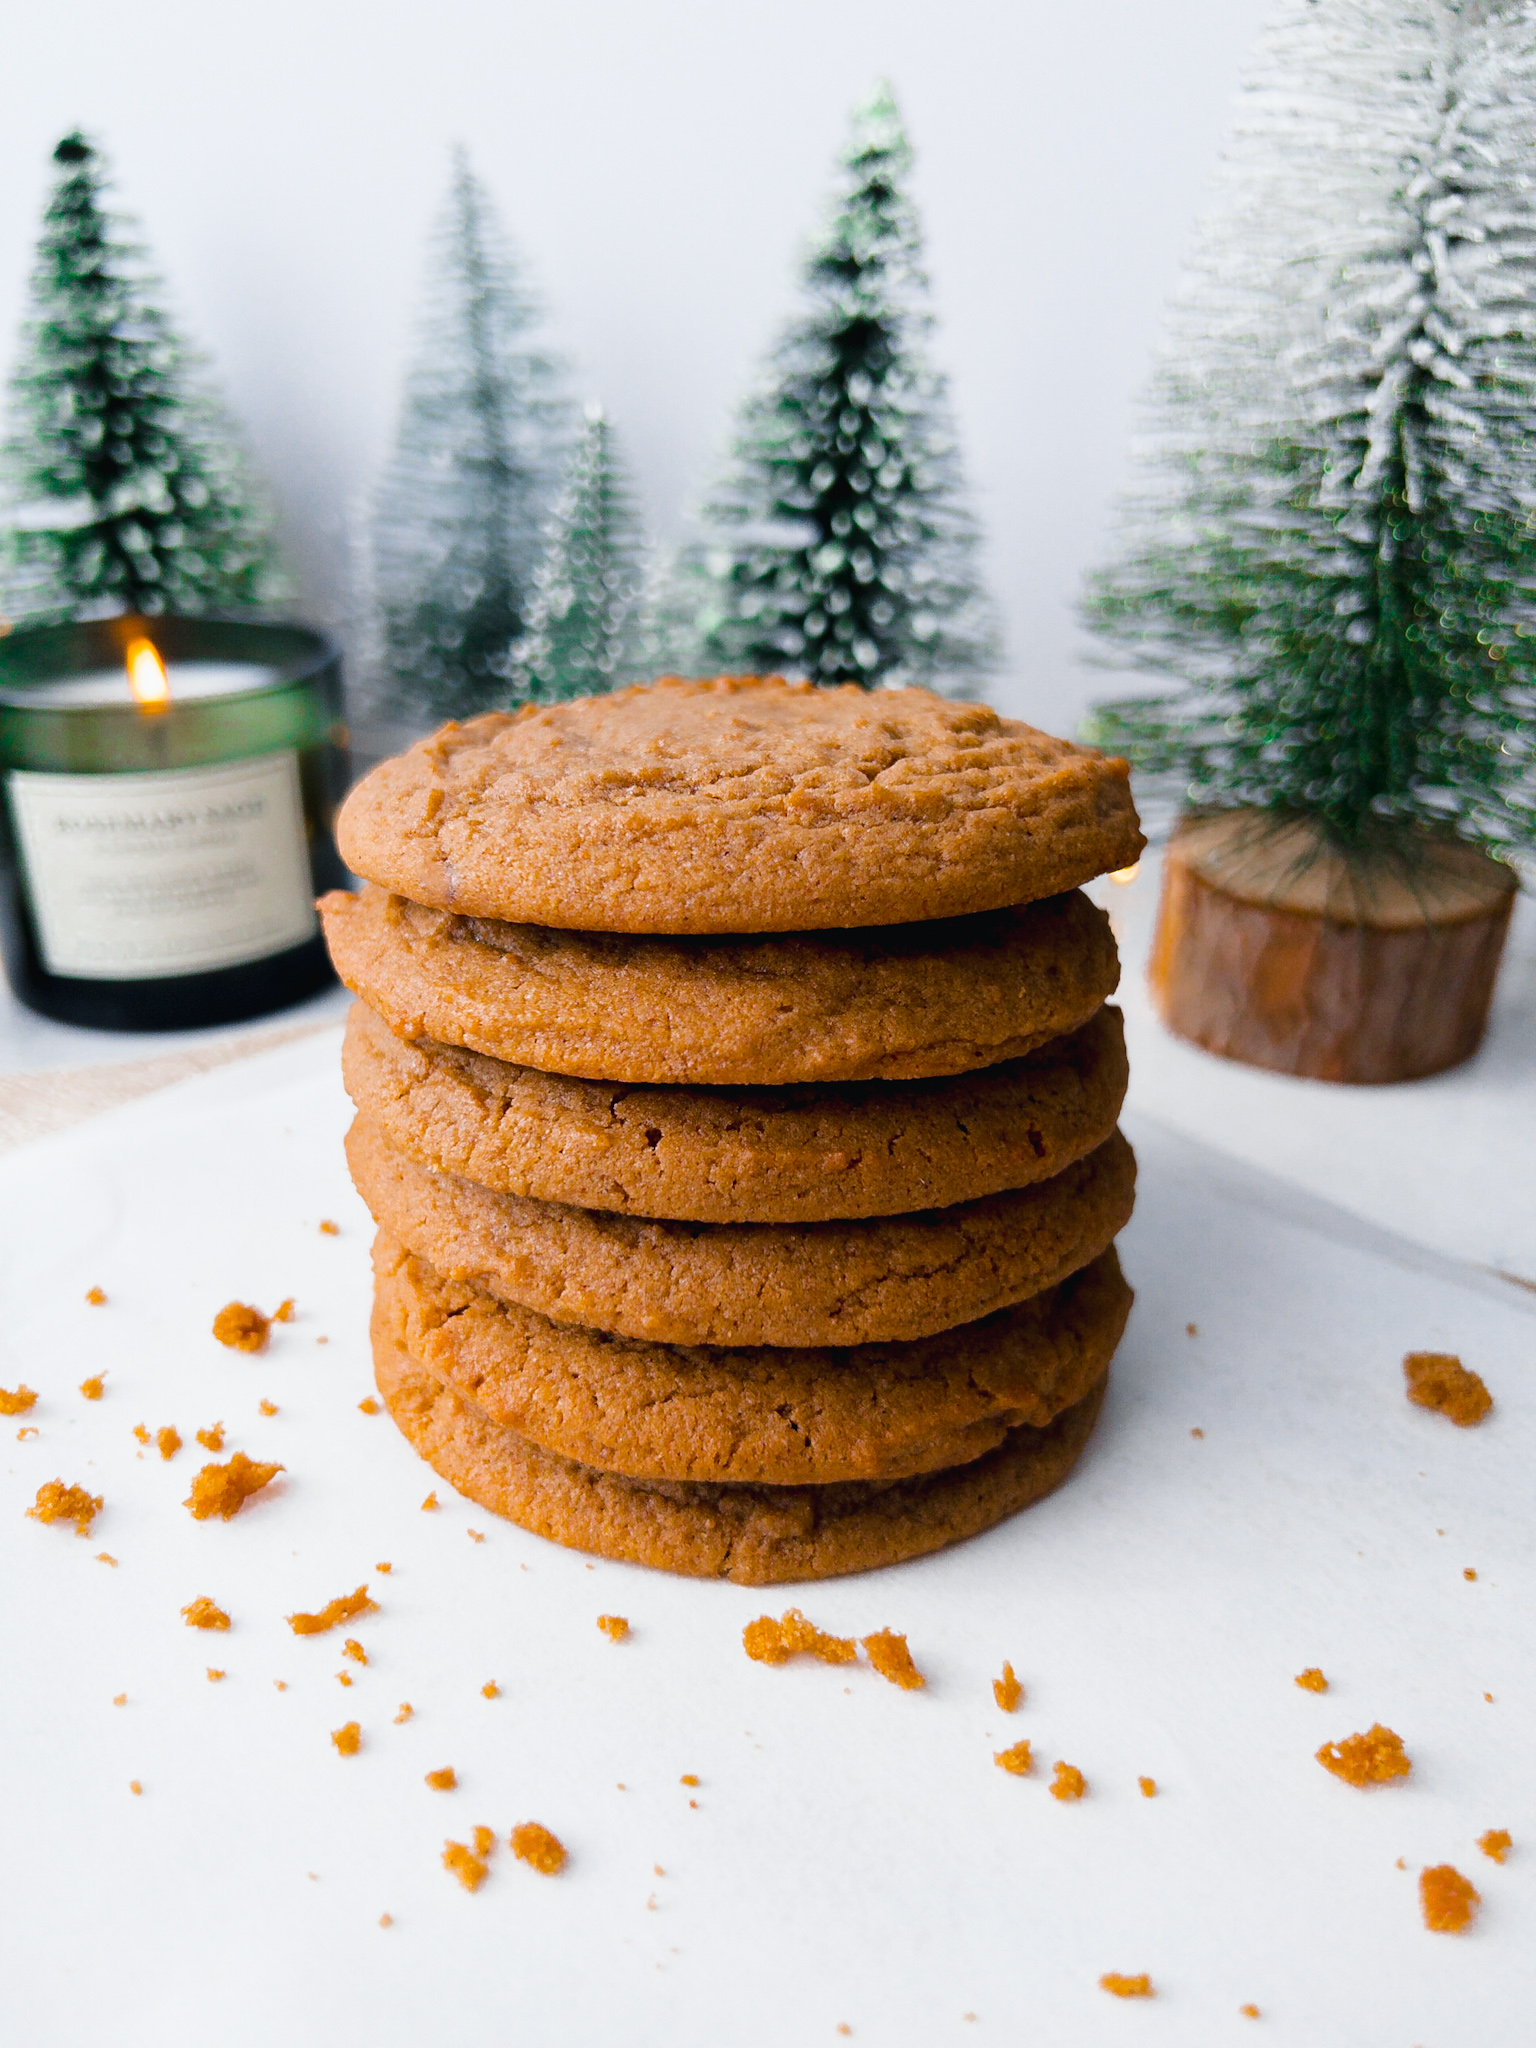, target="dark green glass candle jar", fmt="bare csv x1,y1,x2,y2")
0,615,350,1031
